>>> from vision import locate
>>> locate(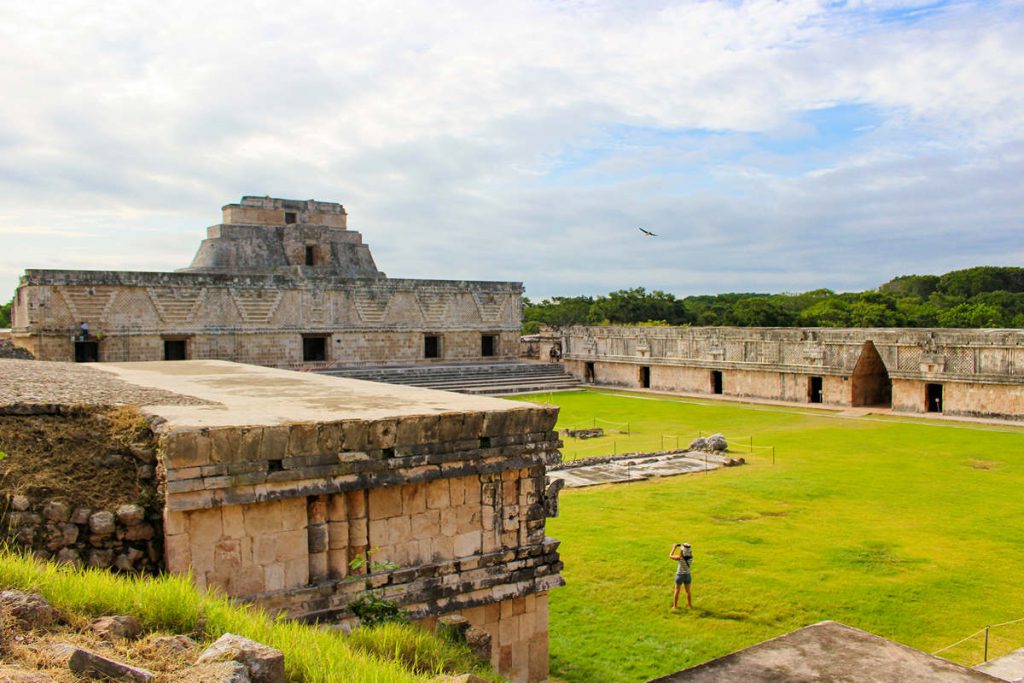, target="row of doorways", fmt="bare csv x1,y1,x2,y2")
75,339,189,363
